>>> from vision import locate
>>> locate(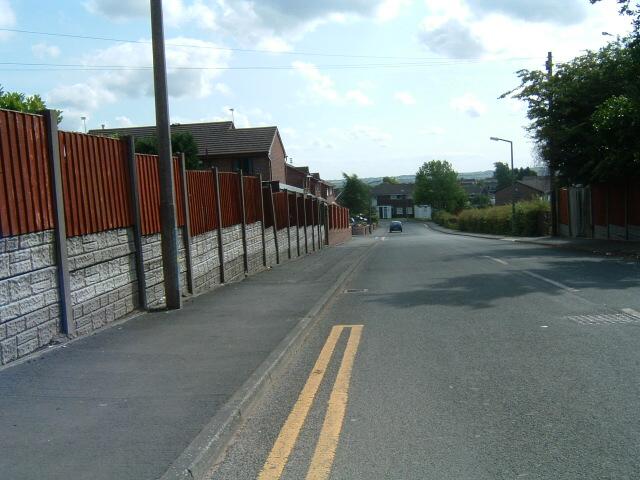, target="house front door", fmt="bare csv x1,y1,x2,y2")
378,205,392,219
